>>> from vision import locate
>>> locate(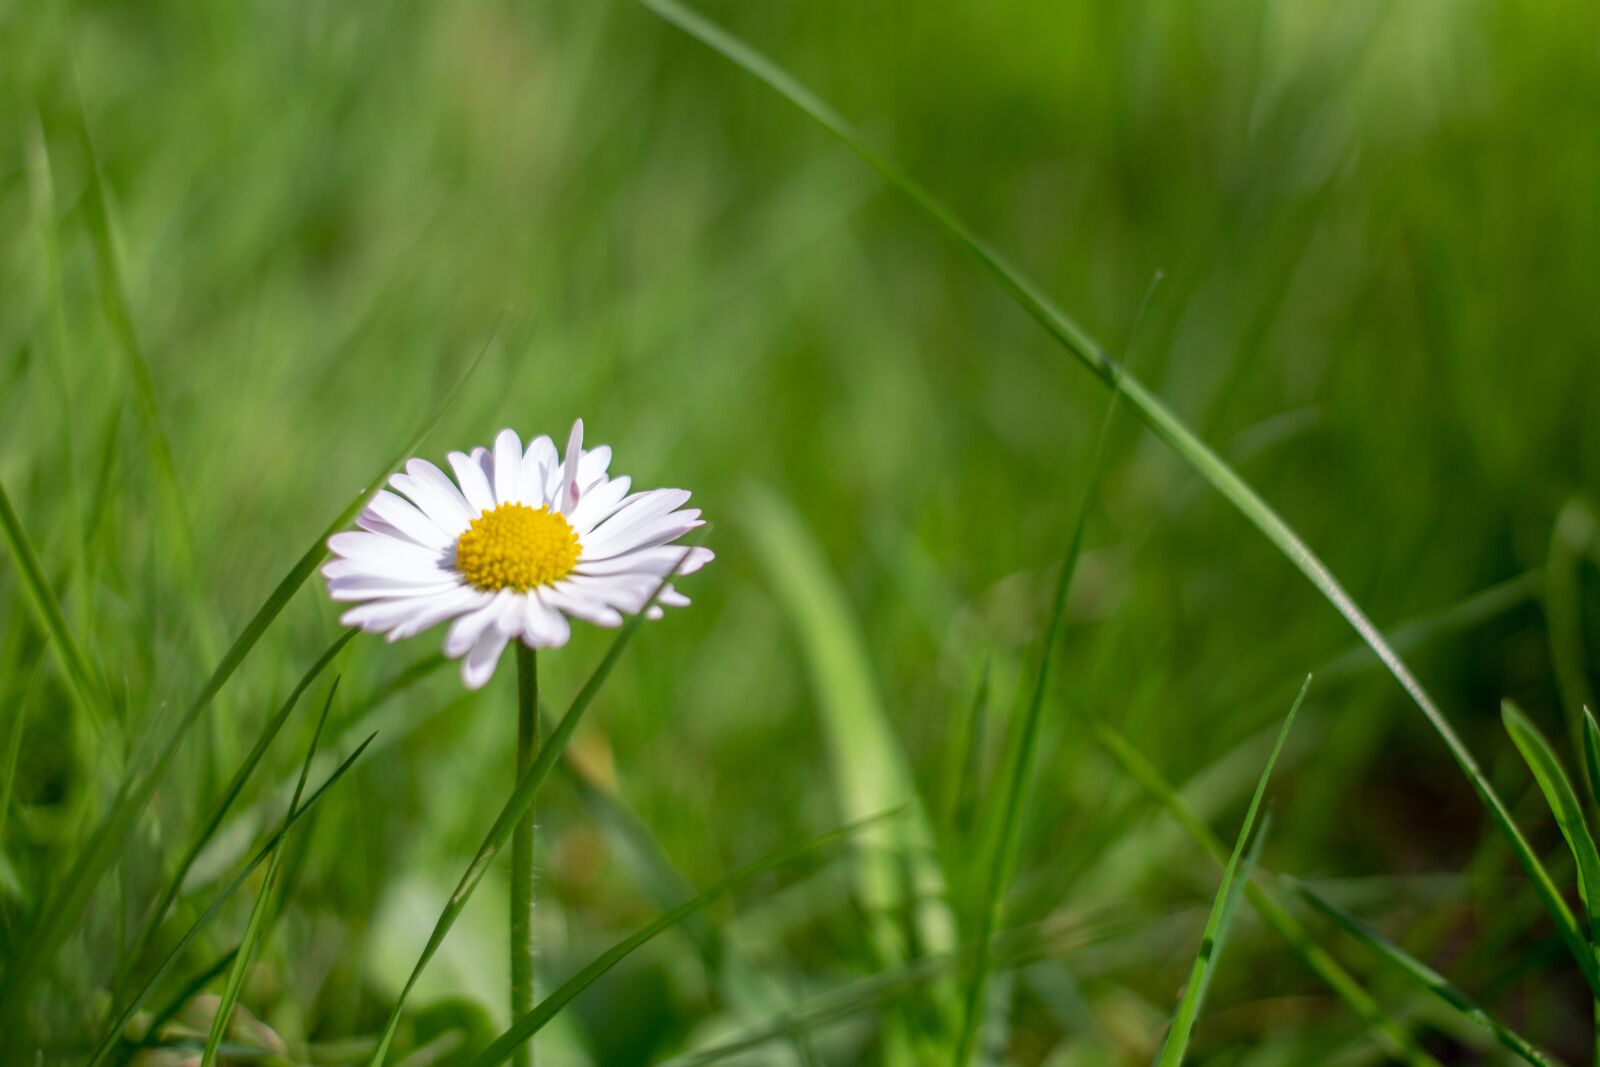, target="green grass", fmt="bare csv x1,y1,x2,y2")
2,0,1599,1063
